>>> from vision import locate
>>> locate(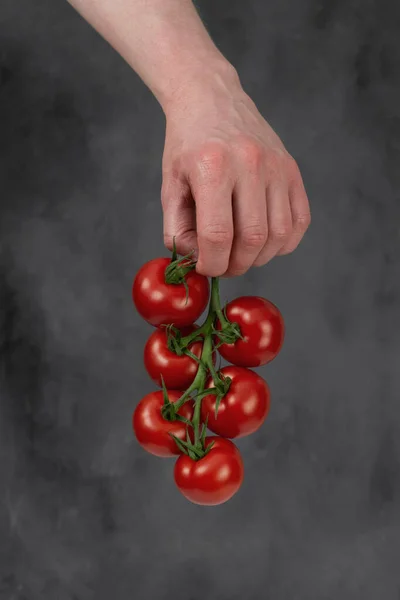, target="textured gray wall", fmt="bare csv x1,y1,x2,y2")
1,0,400,598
